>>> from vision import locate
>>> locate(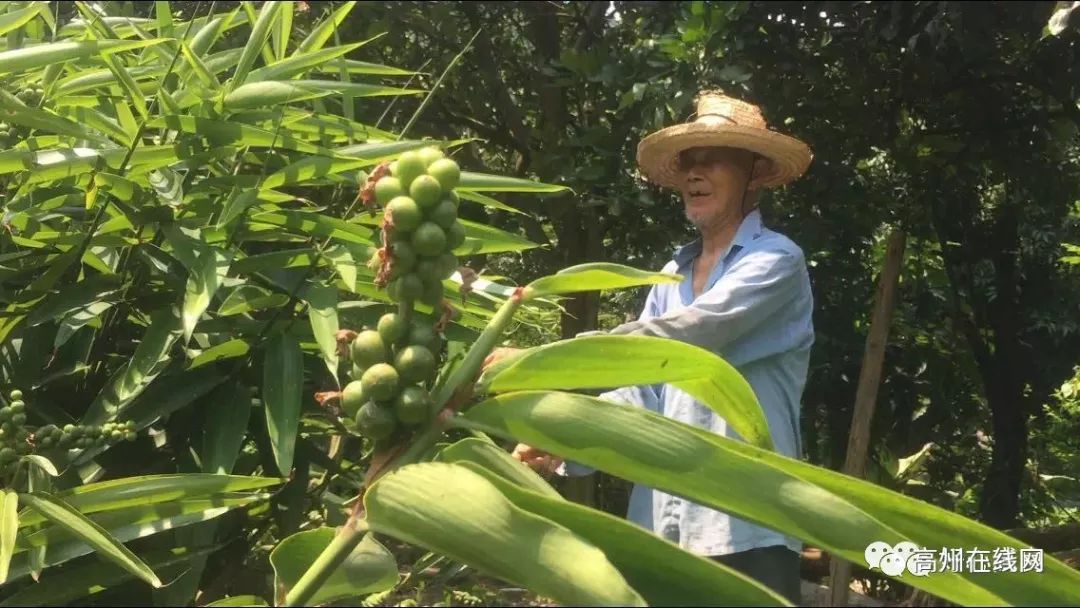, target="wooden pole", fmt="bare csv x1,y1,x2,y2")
829,229,907,605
